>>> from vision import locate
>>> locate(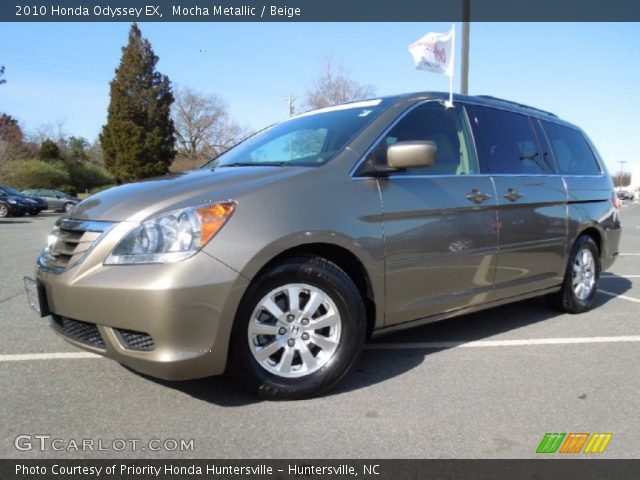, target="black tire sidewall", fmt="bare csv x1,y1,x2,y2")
230,257,366,399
